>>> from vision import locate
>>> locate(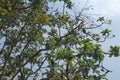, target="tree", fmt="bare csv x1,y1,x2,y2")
0,0,119,80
